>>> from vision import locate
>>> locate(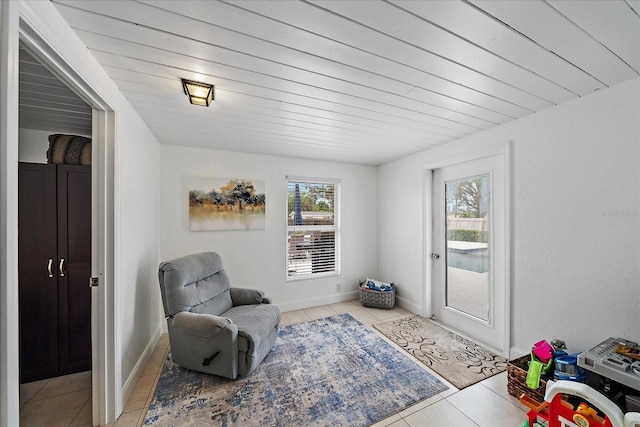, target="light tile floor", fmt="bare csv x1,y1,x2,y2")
20,300,528,426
